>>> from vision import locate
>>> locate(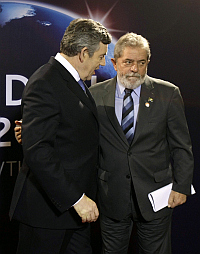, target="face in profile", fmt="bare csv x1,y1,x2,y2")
81,42,108,81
